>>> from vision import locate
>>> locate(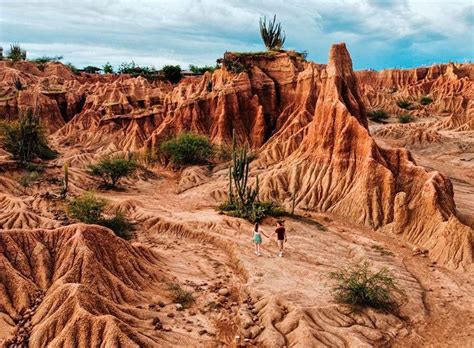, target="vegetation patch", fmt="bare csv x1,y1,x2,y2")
67,192,132,239
419,95,433,105
0,110,56,164
88,156,137,189
329,261,400,312
398,114,413,123
160,132,213,168
162,65,182,84
168,283,195,308
371,244,394,256
396,99,413,110
367,109,389,122
189,64,217,74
